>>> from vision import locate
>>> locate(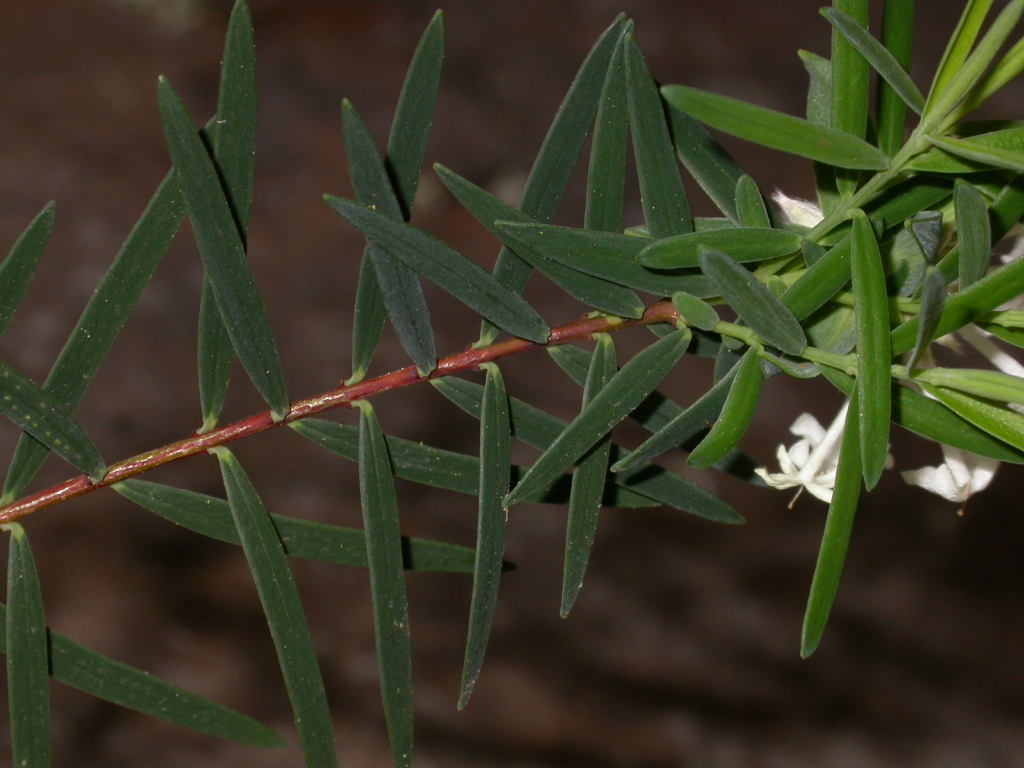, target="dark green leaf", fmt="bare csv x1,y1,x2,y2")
928,134,1024,174
875,0,915,156
0,362,104,480
355,402,413,768
906,266,947,371
435,165,645,318
586,34,628,233
781,234,853,320
213,448,336,768
956,181,992,289
906,127,1024,172
5,523,50,768
625,35,691,237
909,210,943,264
0,202,53,336
325,197,549,343
638,228,801,269
699,249,807,355
662,85,889,170
919,383,1024,452
801,390,862,658
504,330,690,507
494,222,712,296
3,173,183,502
822,6,924,115
480,15,627,345
672,292,719,331
159,78,289,418
561,334,616,617
342,100,436,374
850,211,891,489
798,49,833,126
734,175,771,228
459,364,510,709
686,347,763,469
114,478,478,572
197,280,232,433
0,600,285,749
829,0,871,140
